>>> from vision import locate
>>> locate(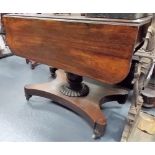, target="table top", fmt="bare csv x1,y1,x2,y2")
3,14,152,84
